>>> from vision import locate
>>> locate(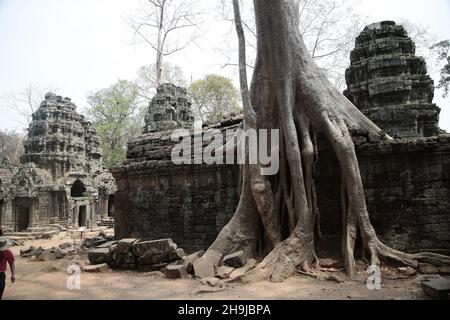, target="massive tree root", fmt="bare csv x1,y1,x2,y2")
196,0,450,283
